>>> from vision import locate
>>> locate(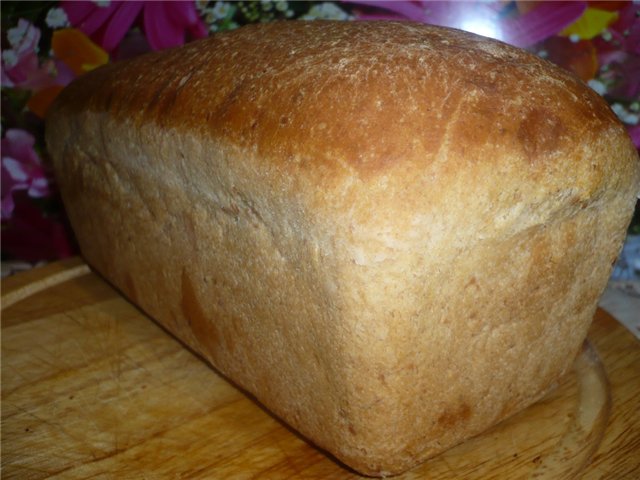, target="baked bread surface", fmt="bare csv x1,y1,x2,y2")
46,21,640,476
